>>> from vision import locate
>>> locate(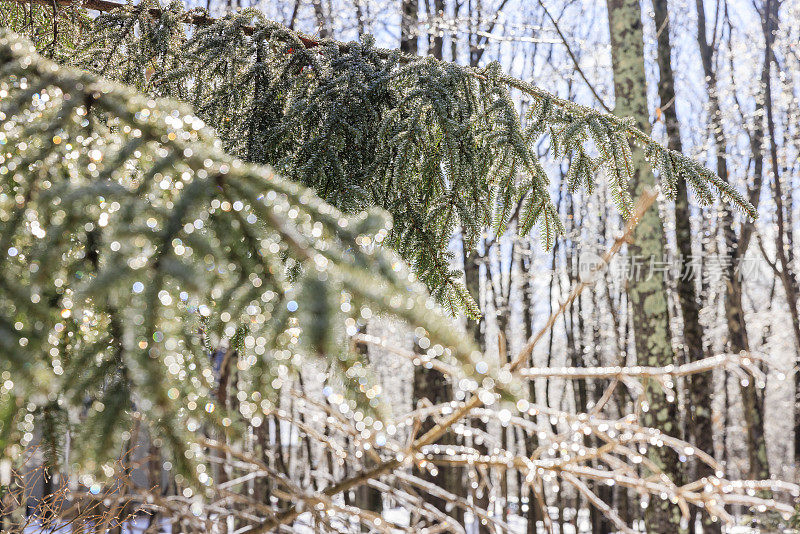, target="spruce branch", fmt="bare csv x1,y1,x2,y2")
0,29,487,471
1,0,757,317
